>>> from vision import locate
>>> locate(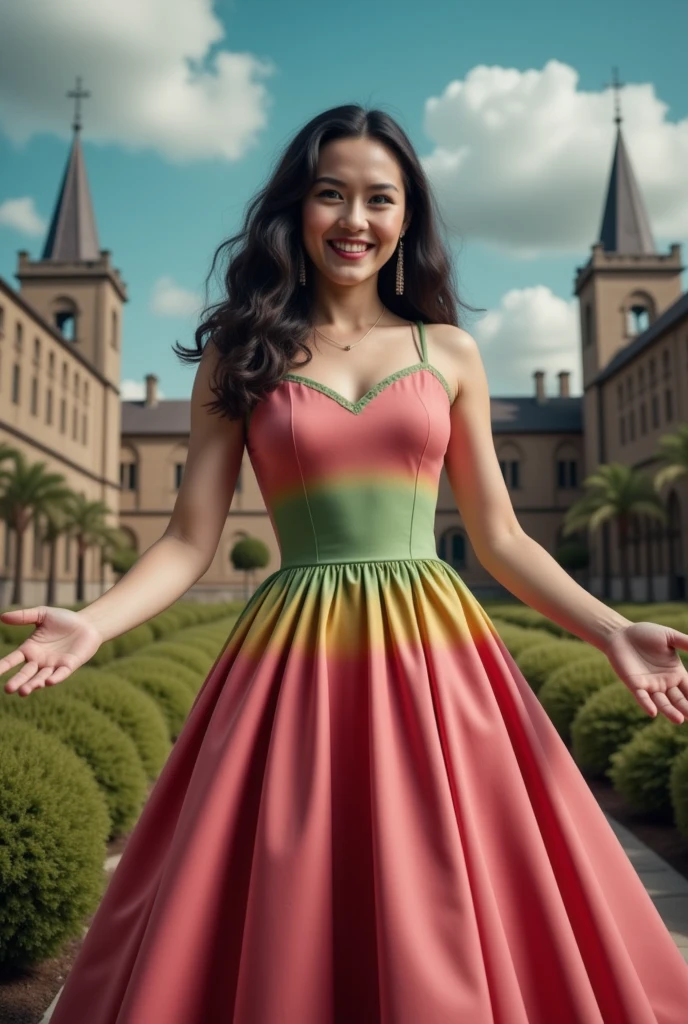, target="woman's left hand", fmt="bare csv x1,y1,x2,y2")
603,622,688,723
